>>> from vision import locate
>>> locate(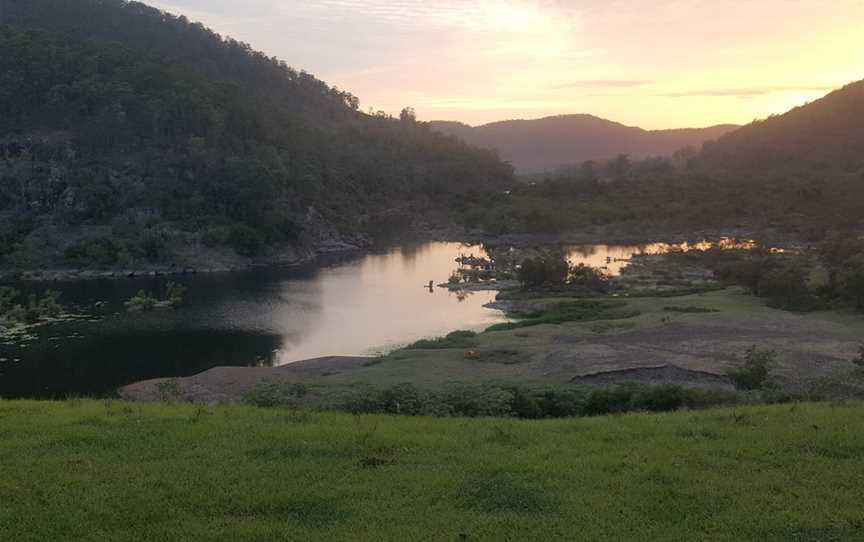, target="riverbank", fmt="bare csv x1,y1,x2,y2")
119,285,864,405
1,400,862,541
0,222,801,283
0,238,369,283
